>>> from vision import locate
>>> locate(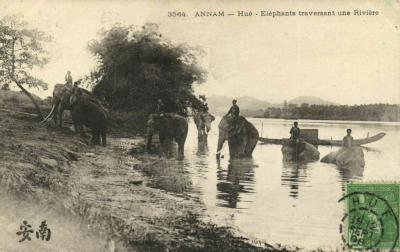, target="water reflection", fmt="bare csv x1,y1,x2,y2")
197,138,209,155
216,158,256,208
281,162,309,199
336,164,364,181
